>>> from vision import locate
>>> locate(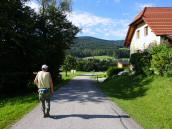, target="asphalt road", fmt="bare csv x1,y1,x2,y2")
11,75,143,129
